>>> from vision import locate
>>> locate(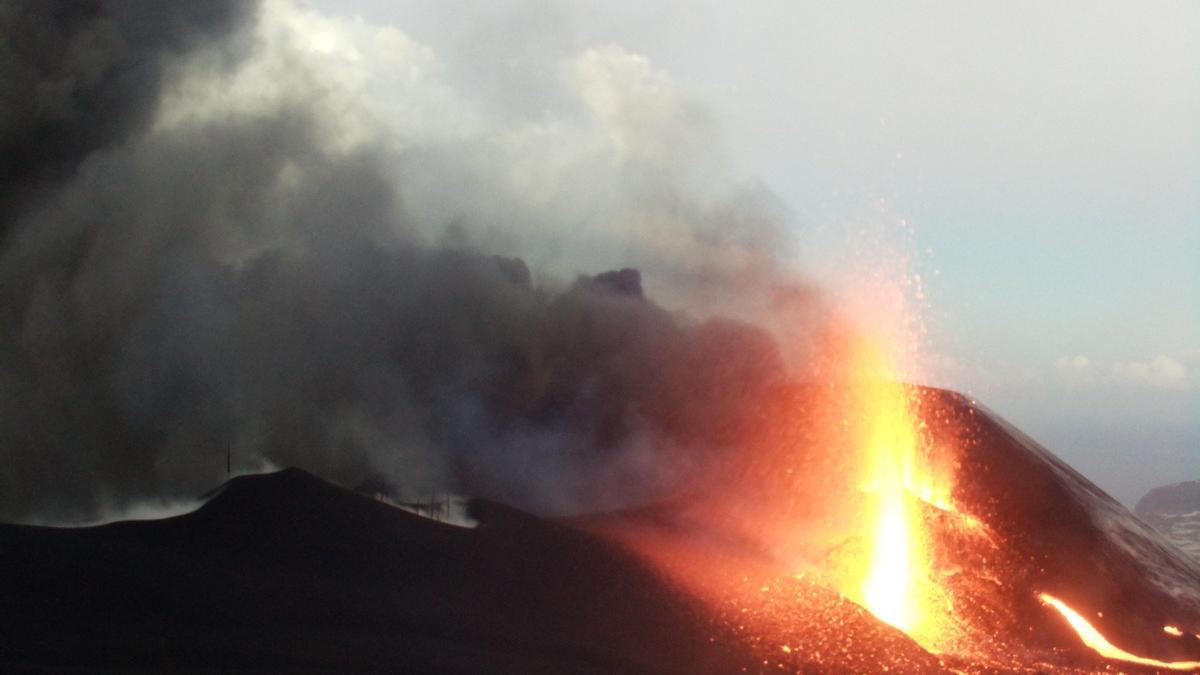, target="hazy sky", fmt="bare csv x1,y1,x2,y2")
308,0,1198,504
